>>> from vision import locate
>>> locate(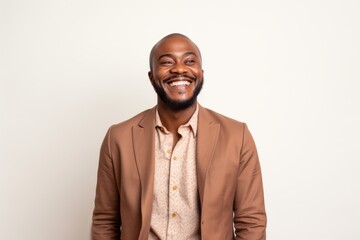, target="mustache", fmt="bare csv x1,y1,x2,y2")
163,74,197,83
